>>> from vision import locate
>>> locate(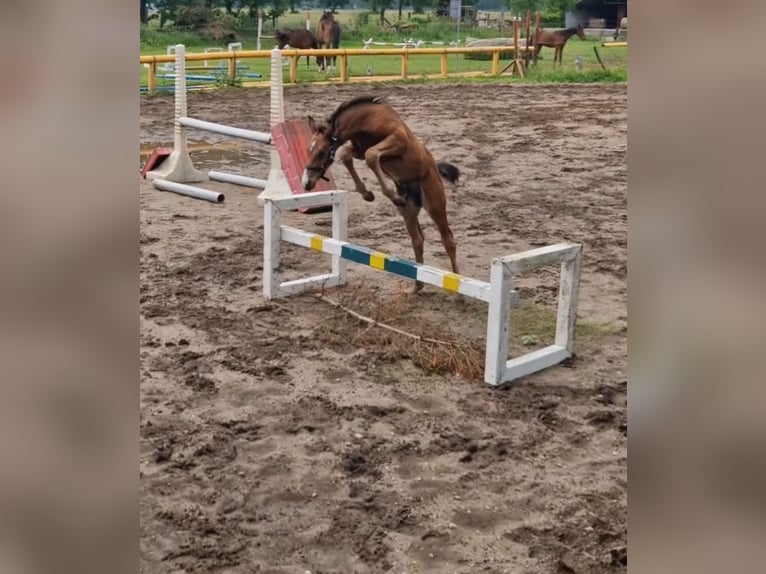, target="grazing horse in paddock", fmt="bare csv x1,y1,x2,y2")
301,95,461,292
274,28,319,69
533,24,585,65
316,11,341,72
